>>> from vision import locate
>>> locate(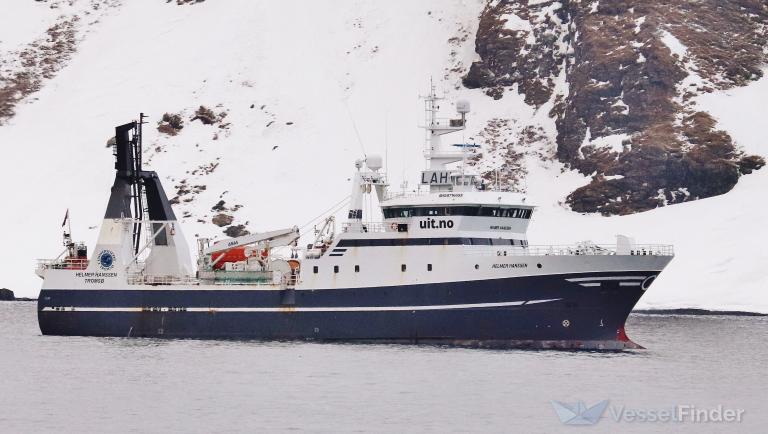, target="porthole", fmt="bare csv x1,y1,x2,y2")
427,264,433,271
537,263,542,269
313,266,318,274
474,264,479,270
333,265,339,274
401,264,407,272
355,265,360,273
